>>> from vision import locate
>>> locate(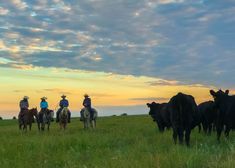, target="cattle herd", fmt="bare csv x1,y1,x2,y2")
147,89,235,146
